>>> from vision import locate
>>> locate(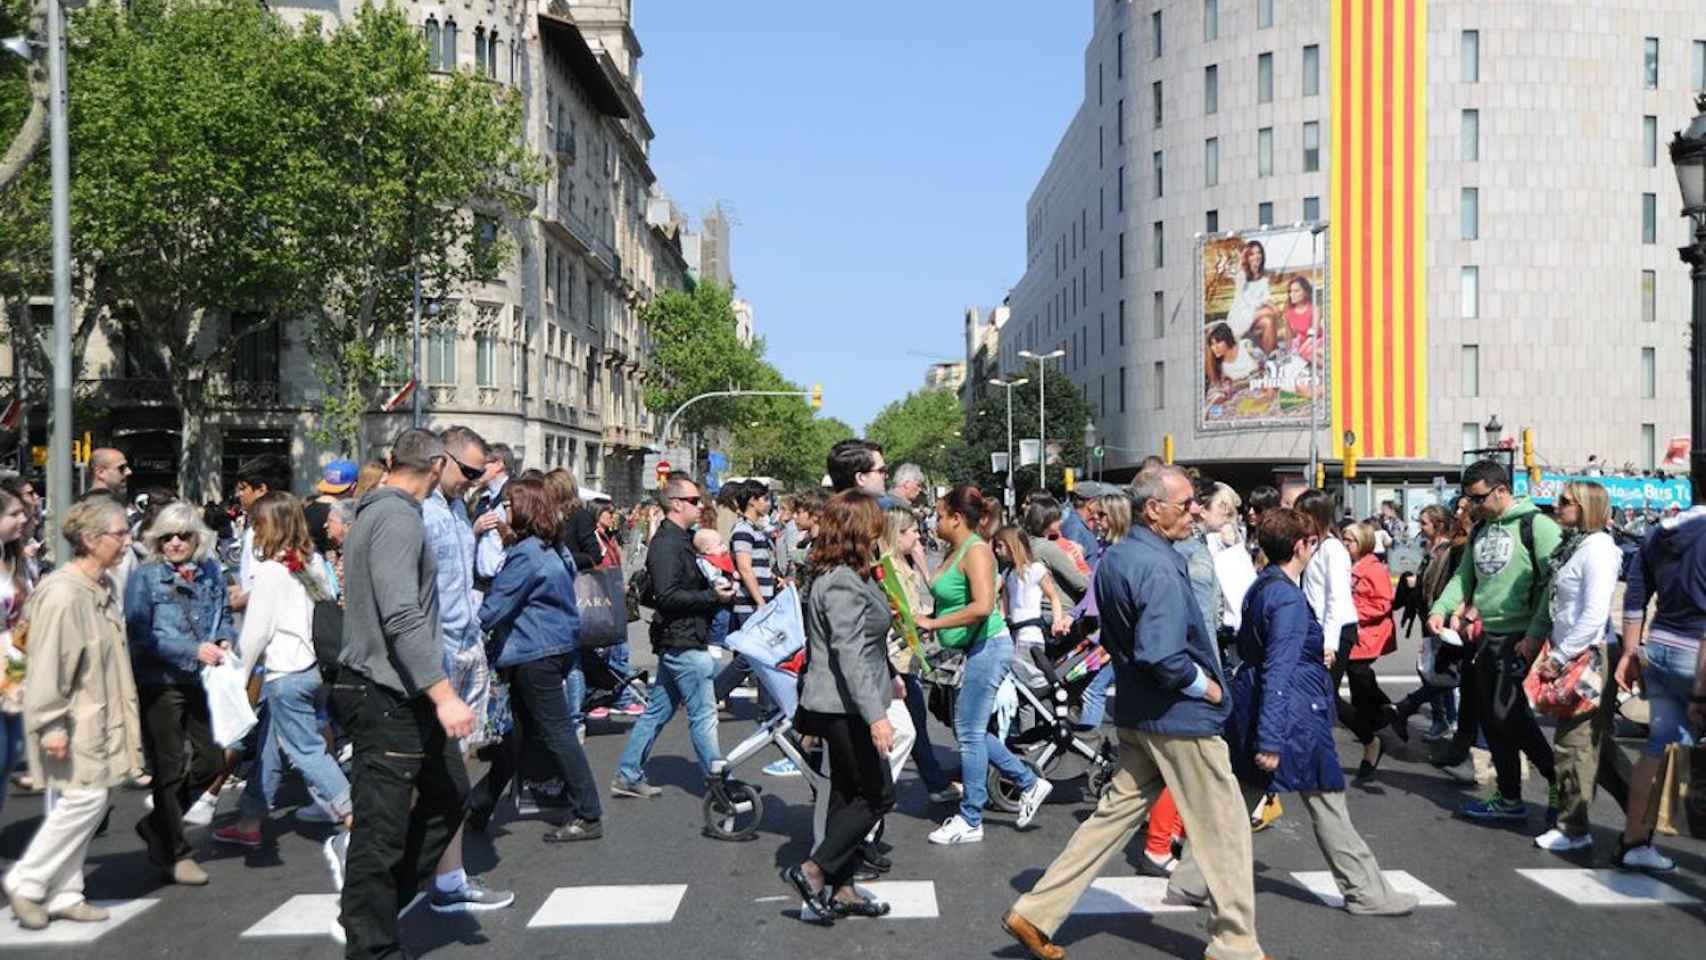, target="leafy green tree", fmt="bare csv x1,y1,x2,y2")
948,367,1093,502
641,281,764,438
0,0,44,193
867,387,962,484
